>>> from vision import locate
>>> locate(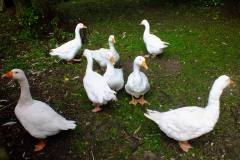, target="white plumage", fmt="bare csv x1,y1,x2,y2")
2,69,76,151
125,56,150,105
83,49,116,112
15,100,76,139
125,56,150,98
140,19,169,56
49,23,87,61
144,75,233,152
103,52,124,91
91,35,120,68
